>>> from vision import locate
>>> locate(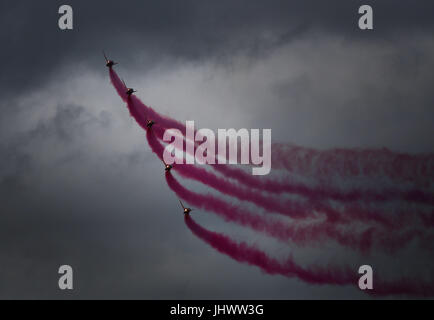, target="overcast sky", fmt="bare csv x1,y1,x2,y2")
0,0,433,299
